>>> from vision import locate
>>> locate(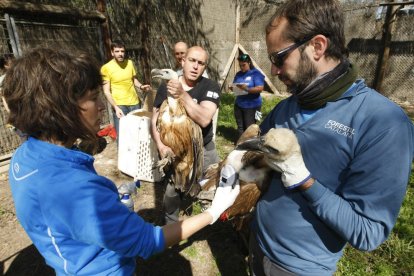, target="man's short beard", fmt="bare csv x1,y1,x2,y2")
288,49,318,94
